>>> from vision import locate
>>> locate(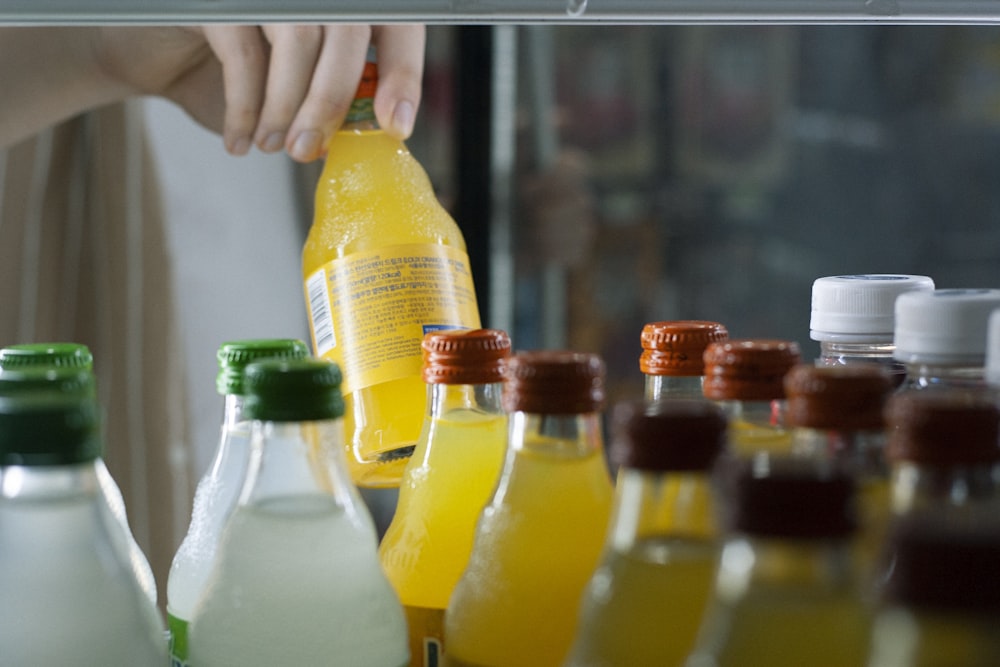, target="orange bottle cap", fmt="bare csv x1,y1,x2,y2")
609,399,727,472
702,339,802,401
502,350,605,415
783,364,893,431
885,390,1000,466
639,320,729,377
421,329,511,385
